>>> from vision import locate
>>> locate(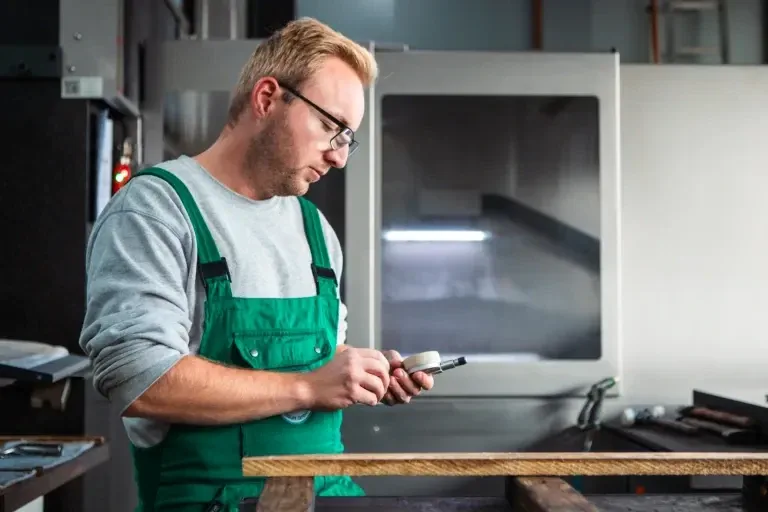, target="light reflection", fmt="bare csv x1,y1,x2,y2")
383,229,489,242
